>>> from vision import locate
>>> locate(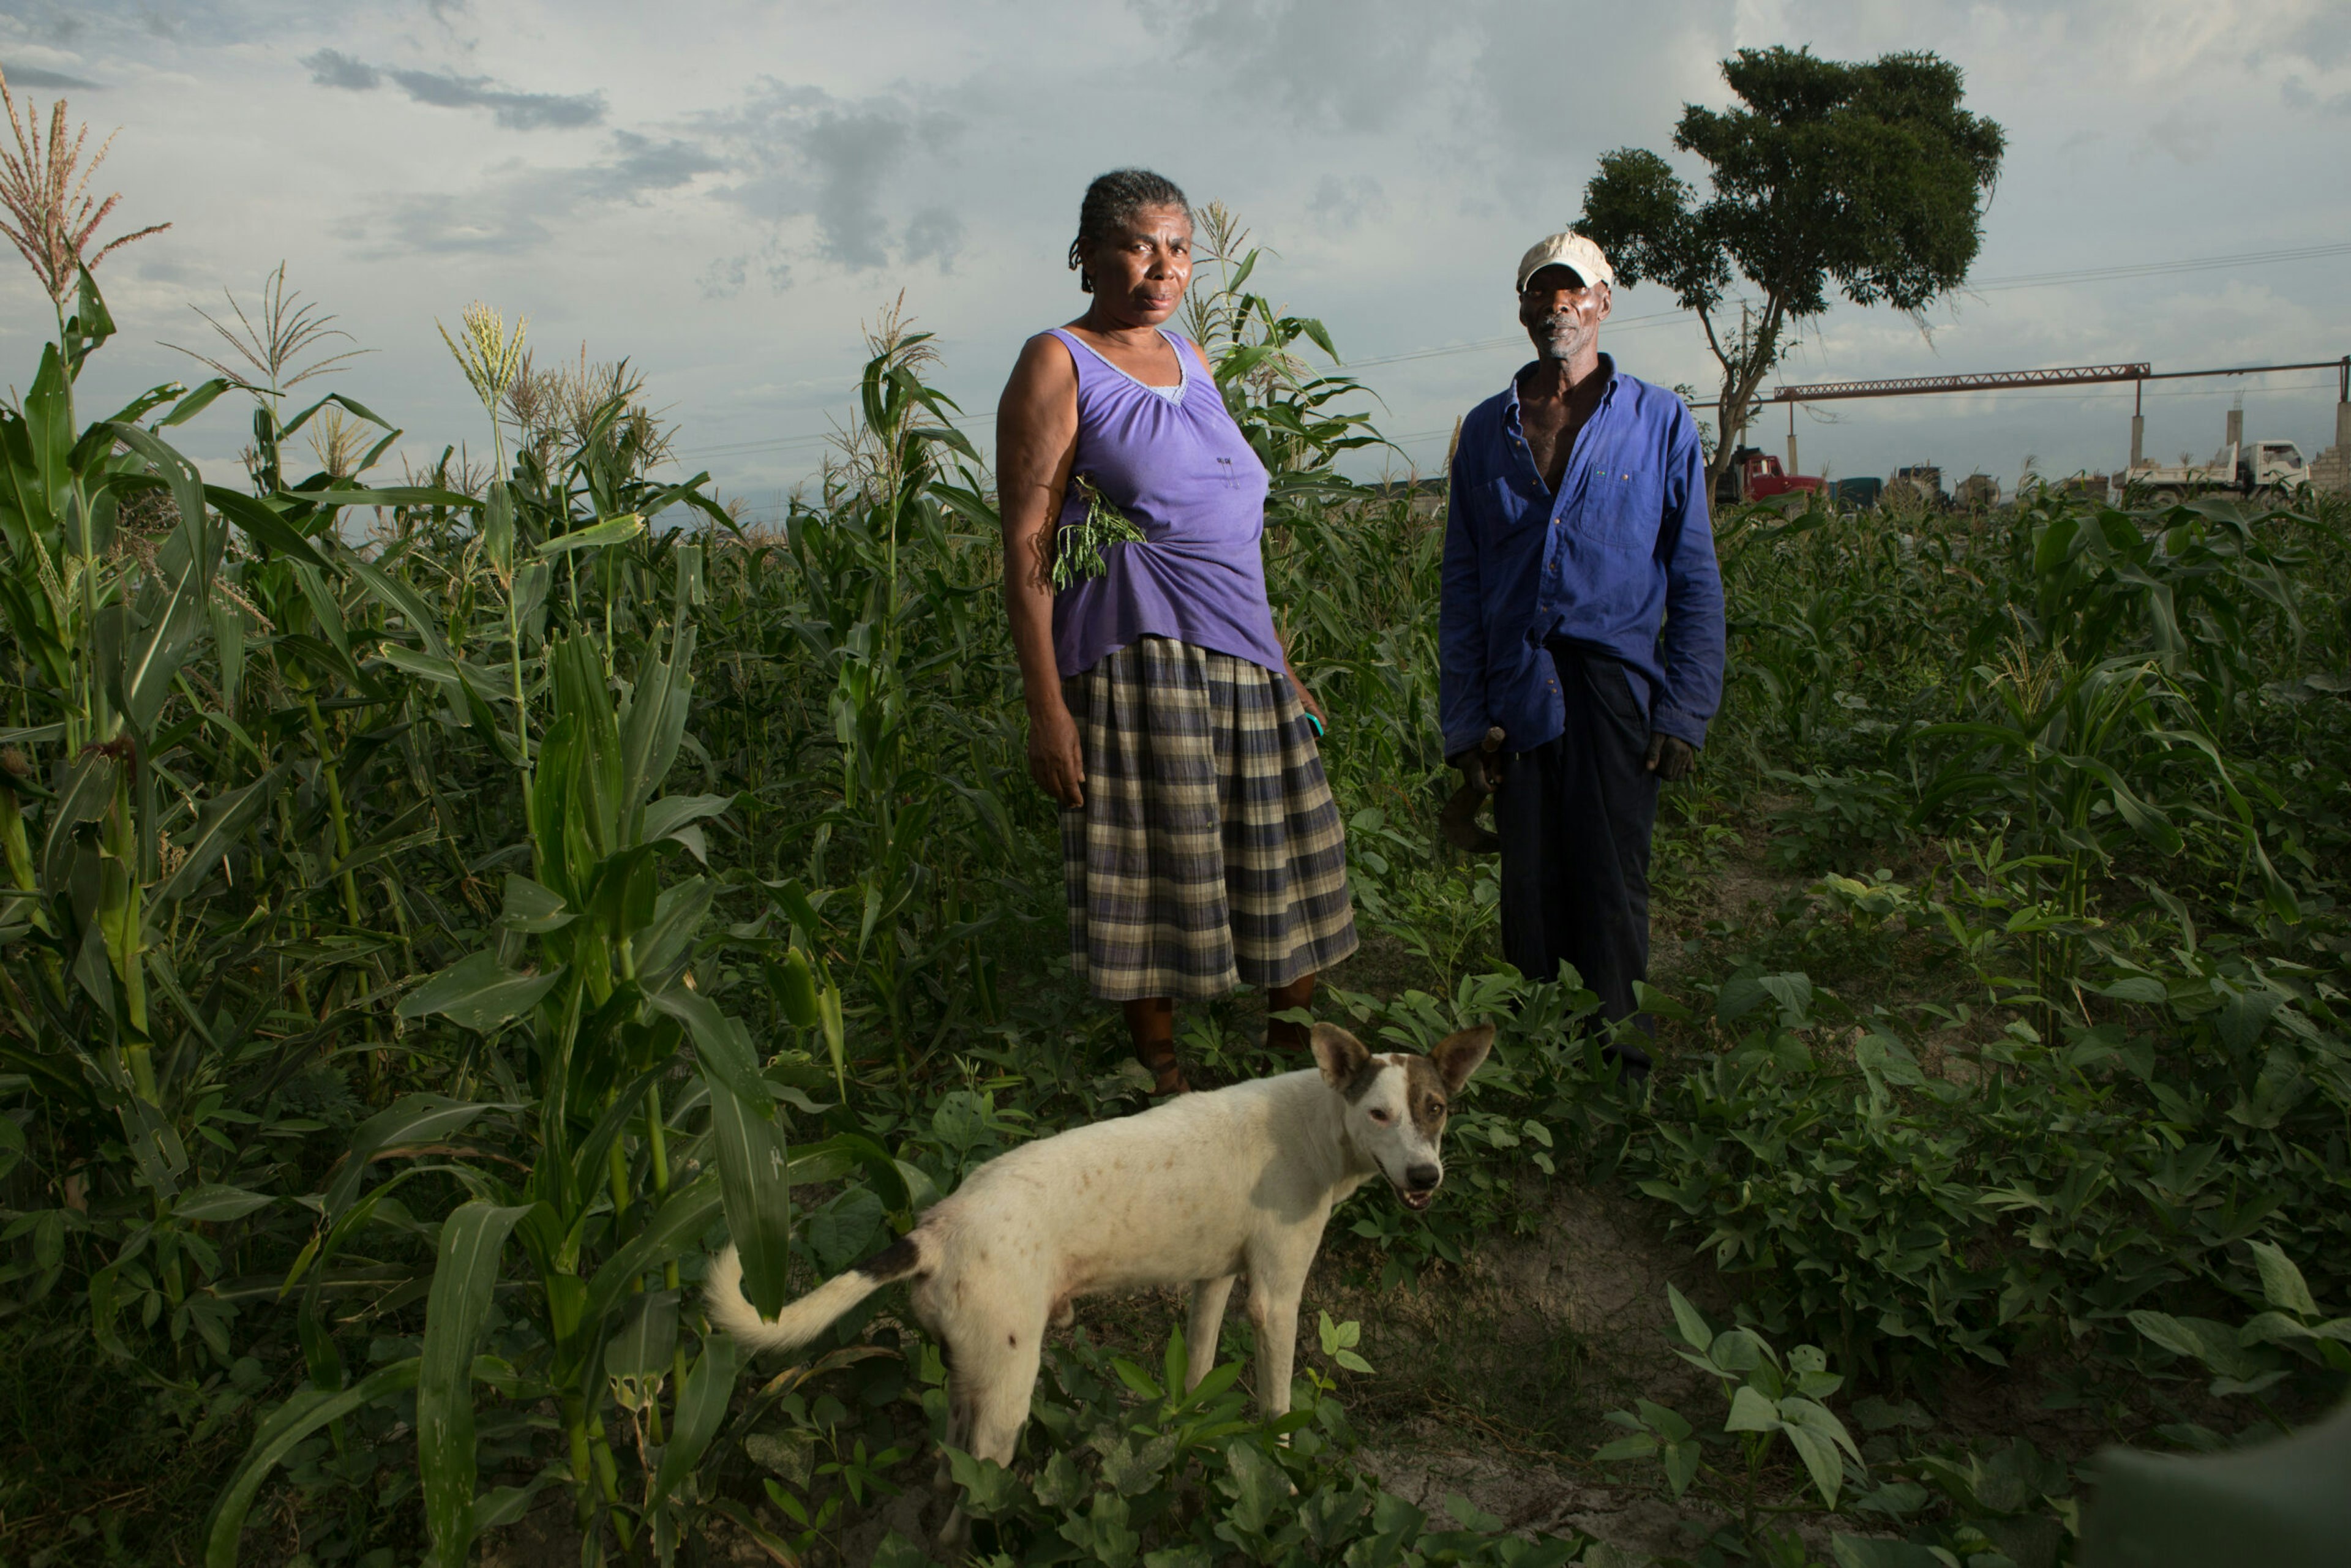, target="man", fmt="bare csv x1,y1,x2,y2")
1439,232,1725,1076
